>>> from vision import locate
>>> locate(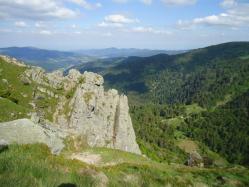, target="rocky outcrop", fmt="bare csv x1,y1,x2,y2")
19,66,141,154
64,72,141,154
0,55,26,67
0,119,65,154
58,72,140,154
